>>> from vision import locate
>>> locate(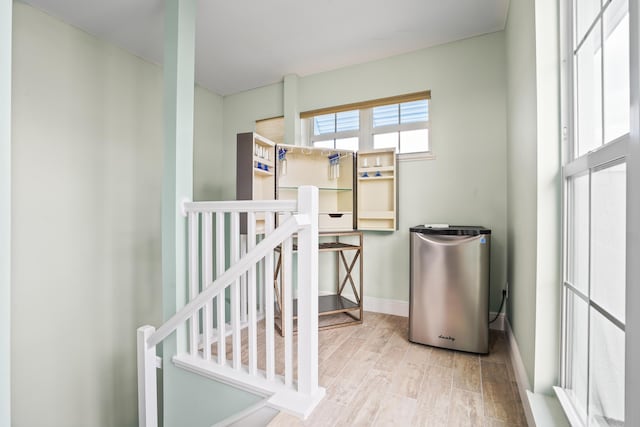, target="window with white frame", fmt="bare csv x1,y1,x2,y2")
559,0,638,425
303,92,431,158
